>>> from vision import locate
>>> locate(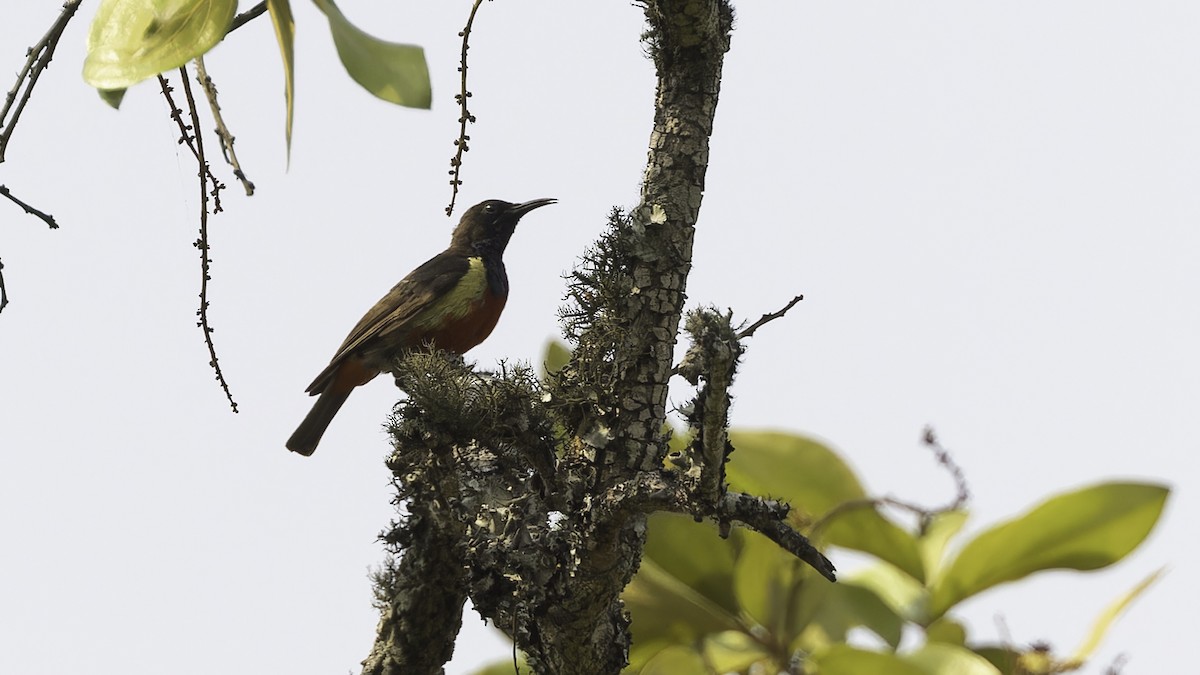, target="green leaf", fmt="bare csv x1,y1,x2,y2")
624,552,741,669
728,431,924,581
800,580,905,650
902,643,1002,675
84,0,236,97
844,562,927,623
98,88,127,108
624,556,740,638
822,505,926,583
1067,567,1165,666
732,528,794,634
266,0,296,157
813,645,928,675
929,482,1169,619
971,646,1020,674
702,631,772,673
637,645,708,675
640,513,740,615
311,0,431,108
924,616,967,646
917,510,969,578
542,340,571,376
727,431,866,519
